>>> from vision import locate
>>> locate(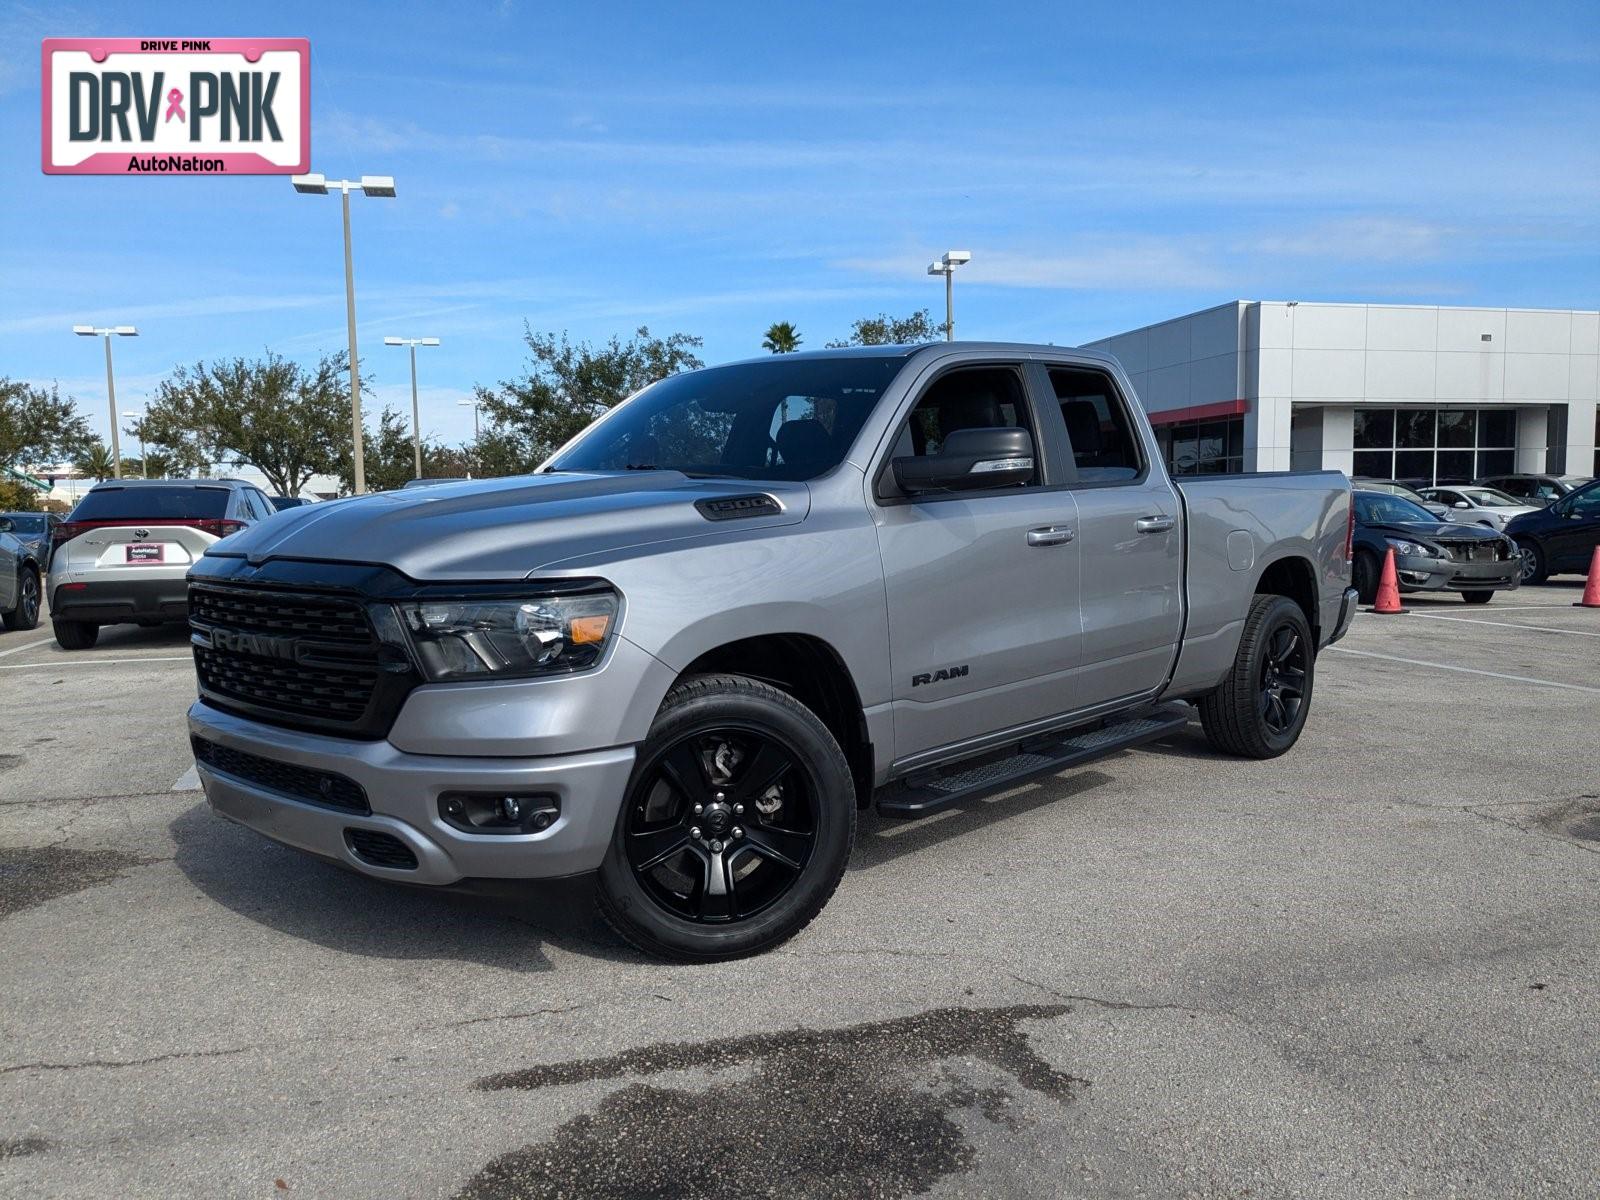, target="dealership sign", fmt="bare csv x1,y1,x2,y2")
42,38,309,175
